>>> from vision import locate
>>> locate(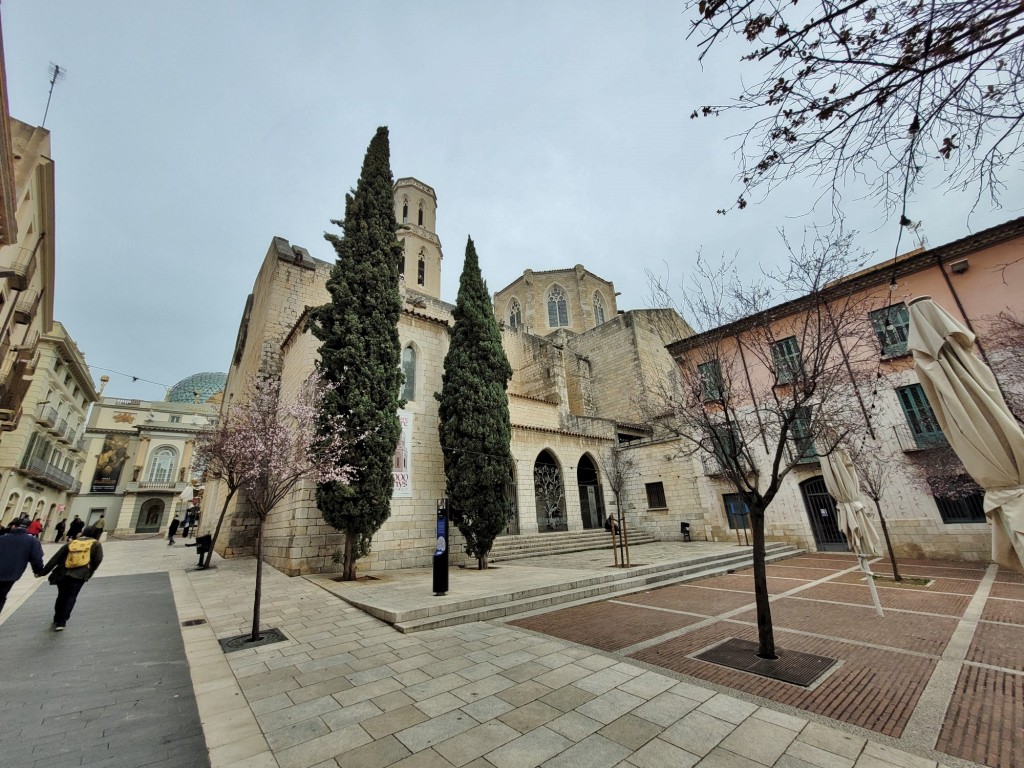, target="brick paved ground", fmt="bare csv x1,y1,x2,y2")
512,552,1023,768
